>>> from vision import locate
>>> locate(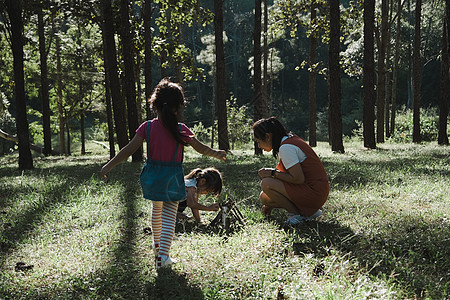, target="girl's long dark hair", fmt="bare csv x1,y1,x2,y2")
148,78,187,145
252,117,288,157
185,167,223,196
